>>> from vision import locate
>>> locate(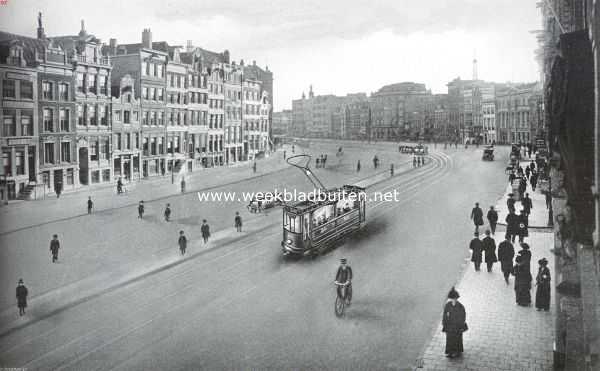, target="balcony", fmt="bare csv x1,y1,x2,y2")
76,55,111,66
